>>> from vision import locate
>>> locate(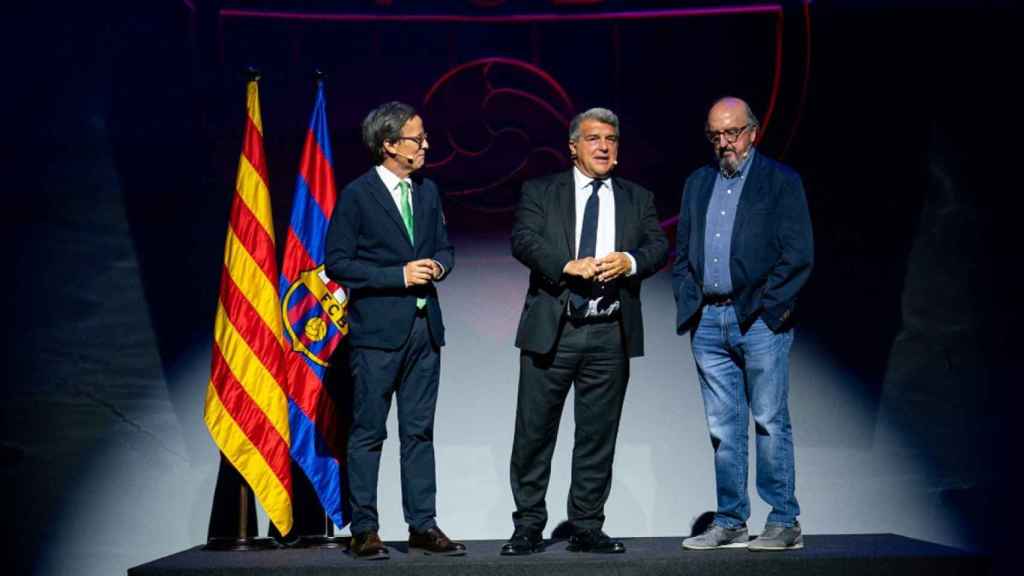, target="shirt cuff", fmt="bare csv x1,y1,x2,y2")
624,252,637,277
432,259,445,280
